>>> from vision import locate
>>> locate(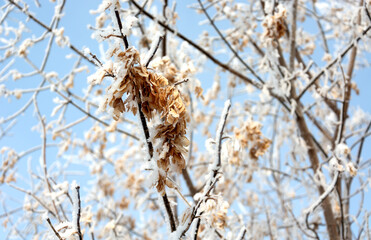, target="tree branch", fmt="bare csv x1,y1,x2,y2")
197,0,265,85
7,0,99,67
181,100,231,238
114,9,129,49
46,218,63,240
129,0,262,89
73,185,83,240
297,25,371,100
